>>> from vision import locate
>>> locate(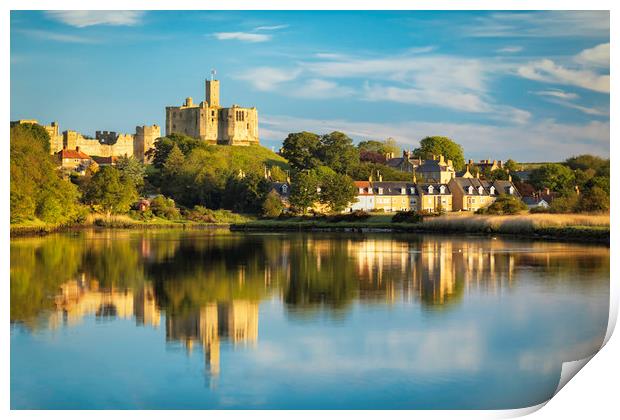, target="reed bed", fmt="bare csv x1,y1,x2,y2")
421,213,609,234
